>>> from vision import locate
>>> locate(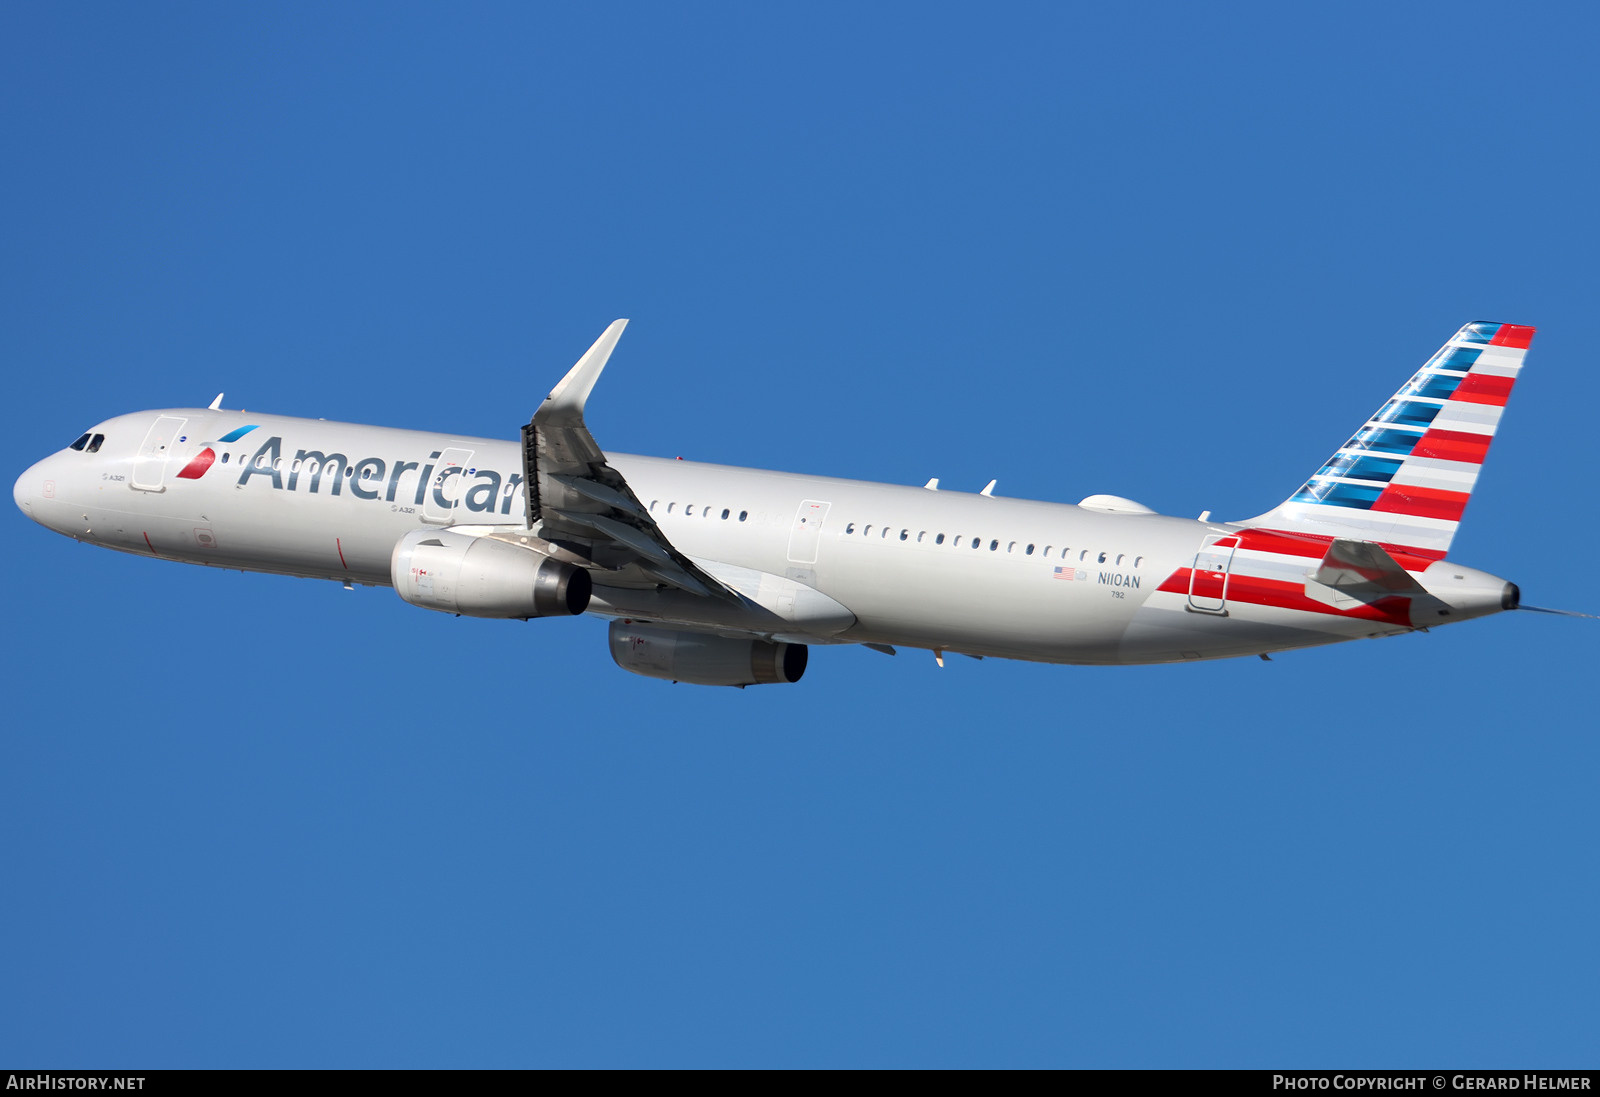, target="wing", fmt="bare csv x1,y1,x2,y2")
518,320,738,601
